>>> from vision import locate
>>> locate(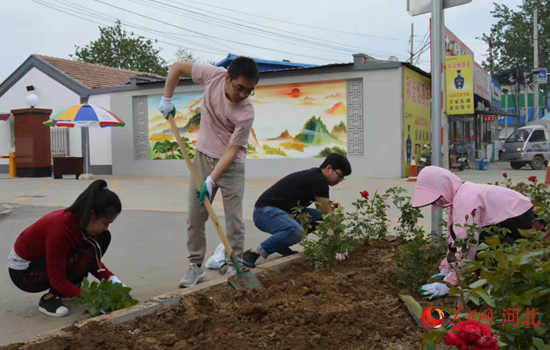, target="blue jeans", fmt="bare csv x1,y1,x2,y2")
253,206,322,258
